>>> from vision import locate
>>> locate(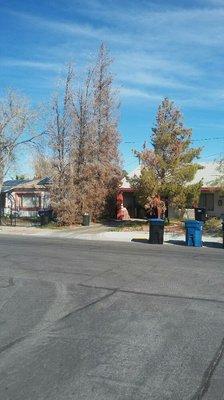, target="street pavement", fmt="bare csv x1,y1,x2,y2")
0,235,223,400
